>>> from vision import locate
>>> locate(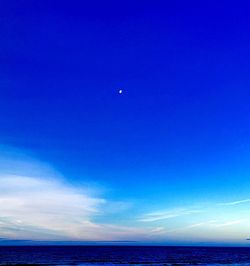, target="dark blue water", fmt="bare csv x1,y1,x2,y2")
1,246,250,265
